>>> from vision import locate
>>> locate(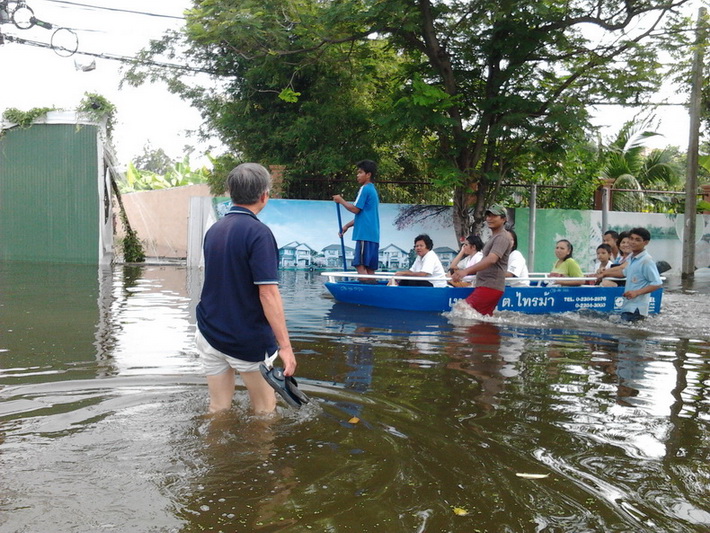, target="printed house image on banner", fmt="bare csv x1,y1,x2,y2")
0,111,114,264
322,244,354,268
434,246,458,269
379,243,409,270
279,241,315,269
